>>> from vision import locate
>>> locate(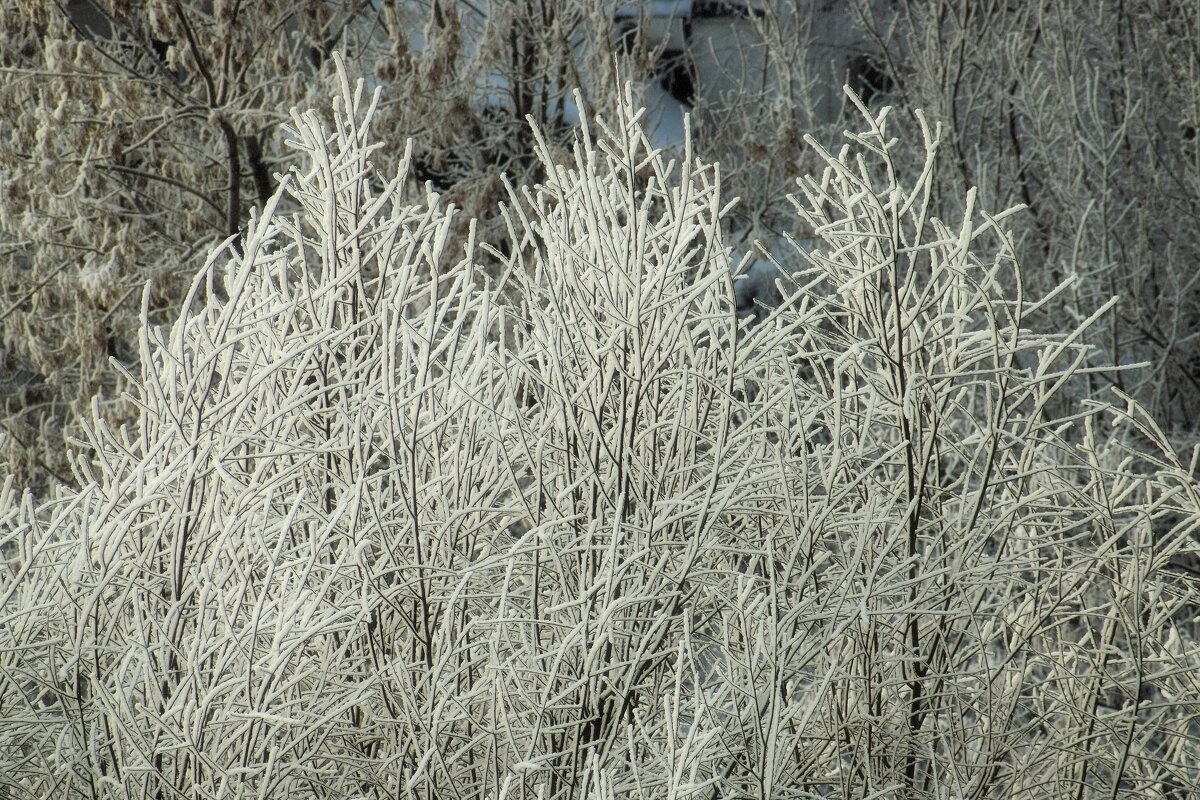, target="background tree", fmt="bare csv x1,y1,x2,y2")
0,0,358,493
847,0,1200,428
